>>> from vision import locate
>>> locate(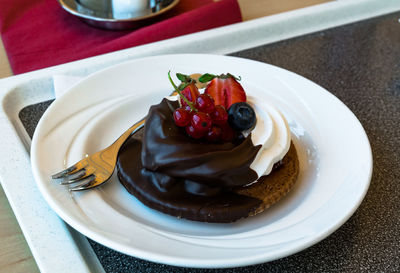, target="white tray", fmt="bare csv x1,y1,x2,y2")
0,1,399,272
